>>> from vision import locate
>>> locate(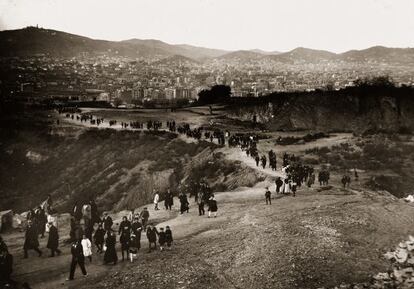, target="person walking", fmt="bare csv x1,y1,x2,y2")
146,225,158,252
164,189,174,210
158,227,166,251
102,213,113,232
154,191,160,211
35,207,47,238
291,181,297,197
131,217,142,252
119,227,130,261
67,238,87,281
81,235,92,262
179,193,189,215
265,188,271,205
139,208,150,230
128,233,138,263
208,195,218,218
165,226,173,250
93,223,105,254
0,246,13,286
23,220,42,258
46,222,61,257
197,191,205,216
103,231,118,265
275,177,283,194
